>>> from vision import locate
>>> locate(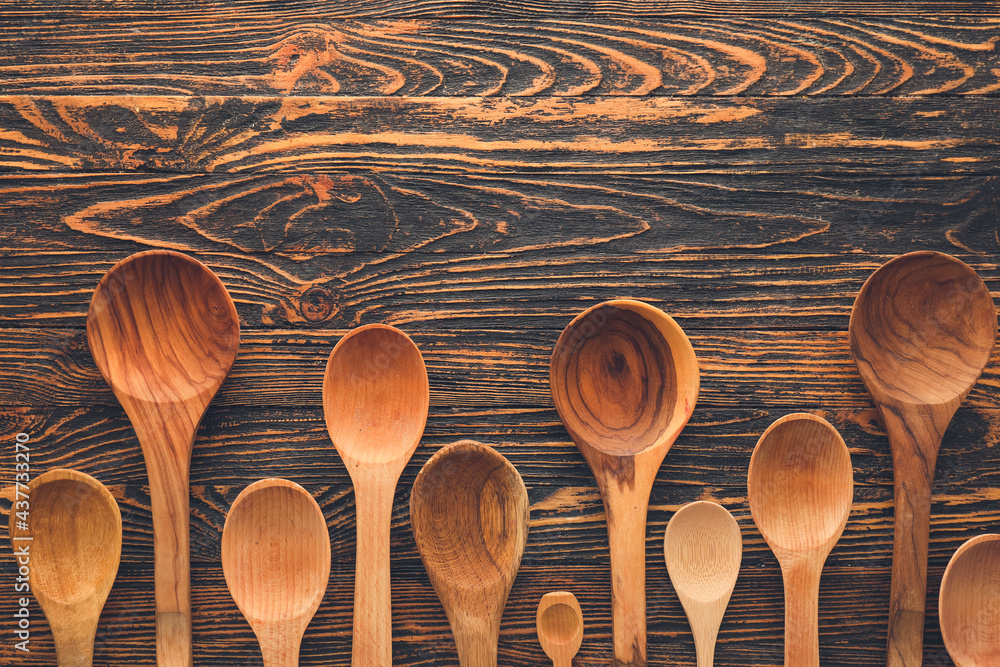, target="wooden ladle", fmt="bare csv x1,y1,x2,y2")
747,413,853,667
550,299,699,667
537,592,584,667
410,440,529,667
87,249,240,667
324,323,429,667
939,534,1000,667
8,469,122,667
663,501,742,667
222,478,331,667
849,251,997,667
